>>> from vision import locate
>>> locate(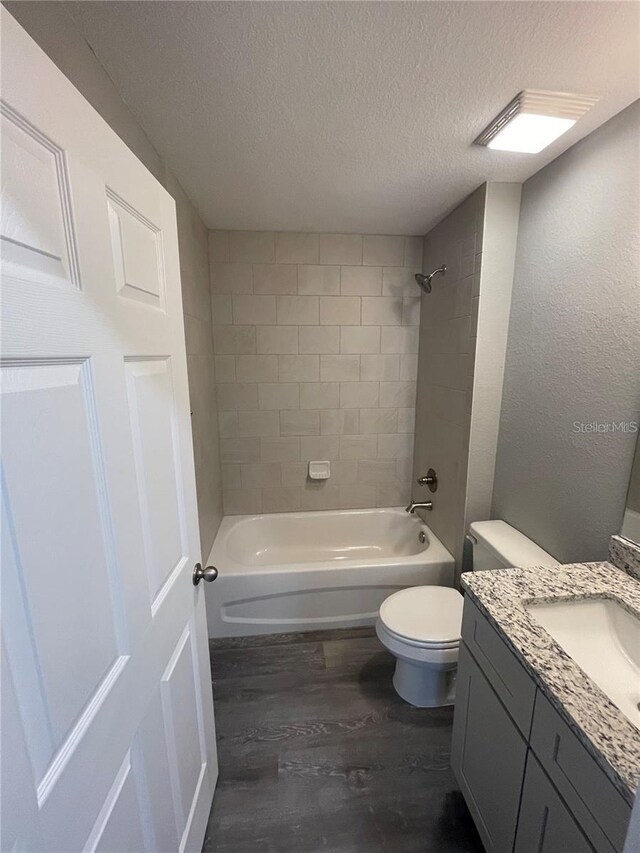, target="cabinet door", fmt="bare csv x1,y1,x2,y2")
515,752,595,853
451,643,528,853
